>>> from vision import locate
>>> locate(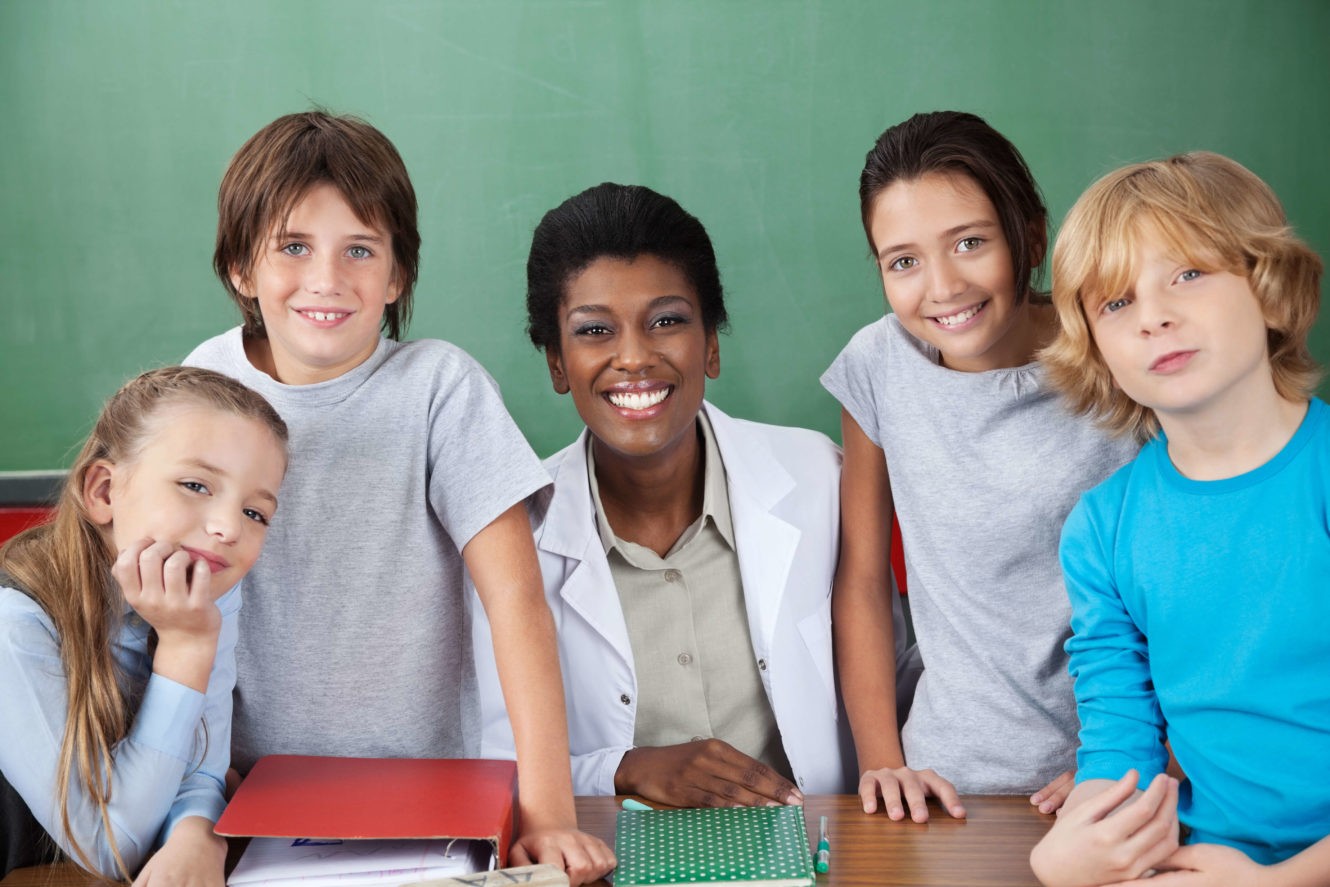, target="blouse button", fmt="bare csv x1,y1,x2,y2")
663,569,682,583
677,652,692,666
758,658,768,671
619,693,631,705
